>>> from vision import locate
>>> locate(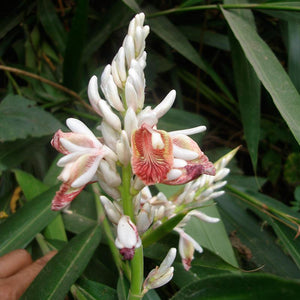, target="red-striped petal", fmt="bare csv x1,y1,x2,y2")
131,125,173,185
